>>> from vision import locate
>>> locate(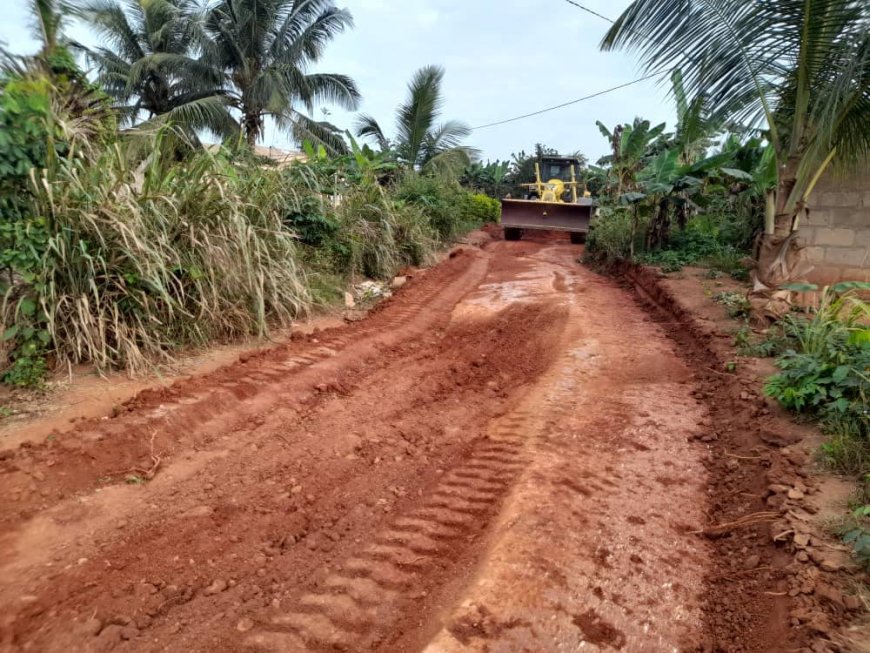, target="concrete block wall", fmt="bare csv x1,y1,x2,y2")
802,170,869,284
